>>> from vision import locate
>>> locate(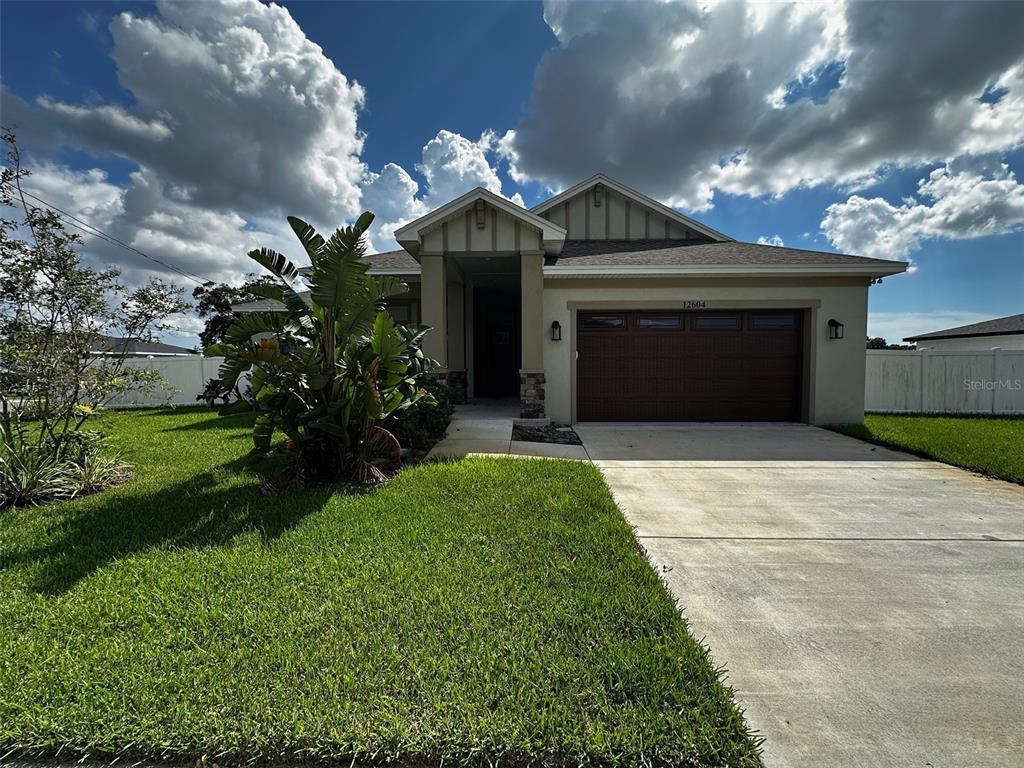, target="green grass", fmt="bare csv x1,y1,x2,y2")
831,413,1024,484
0,408,759,767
